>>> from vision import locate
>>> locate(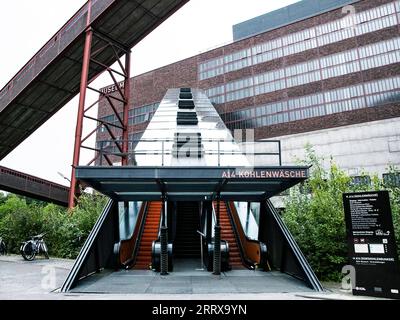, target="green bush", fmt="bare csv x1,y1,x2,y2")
0,193,106,259
283,146,400,281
